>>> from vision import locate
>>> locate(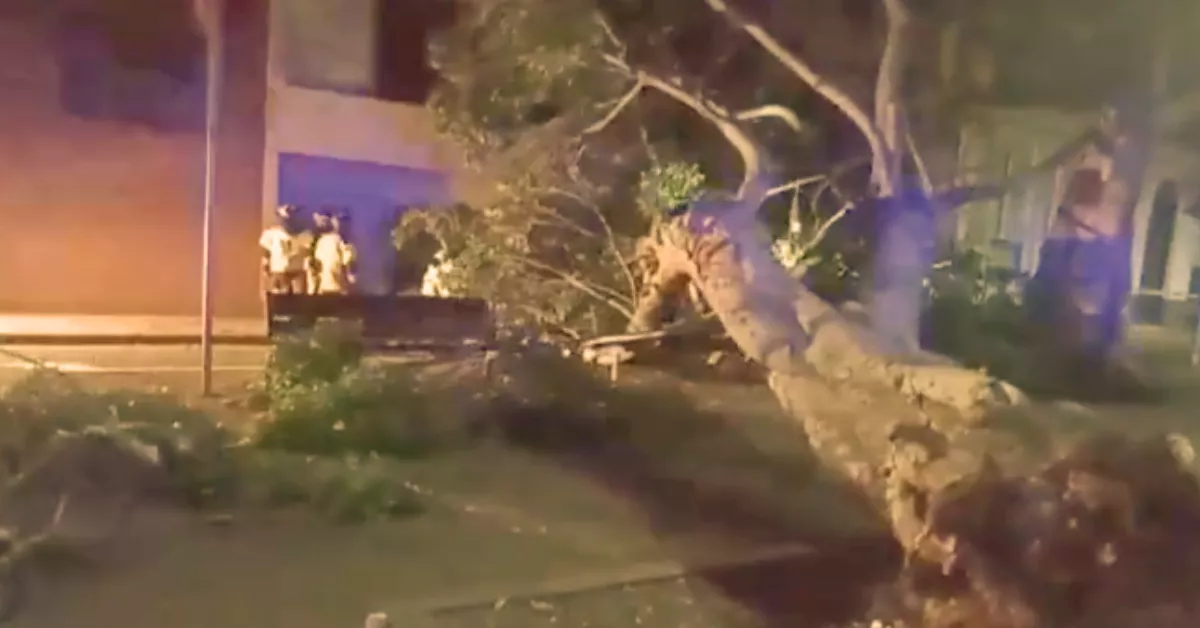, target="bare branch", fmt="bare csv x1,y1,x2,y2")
734,105,805,133
603,56,766,201
799,201,855,255
583,78,646,135
529,202,598,239
766,174,827,199
0,494,70,569
515,305,584,340
594,14,627,56
701,0,889,181
871,0,913,194
936,127,1100,208
511,255,636,318
905,131,934,194
636,121,660,165
544,186,641,300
